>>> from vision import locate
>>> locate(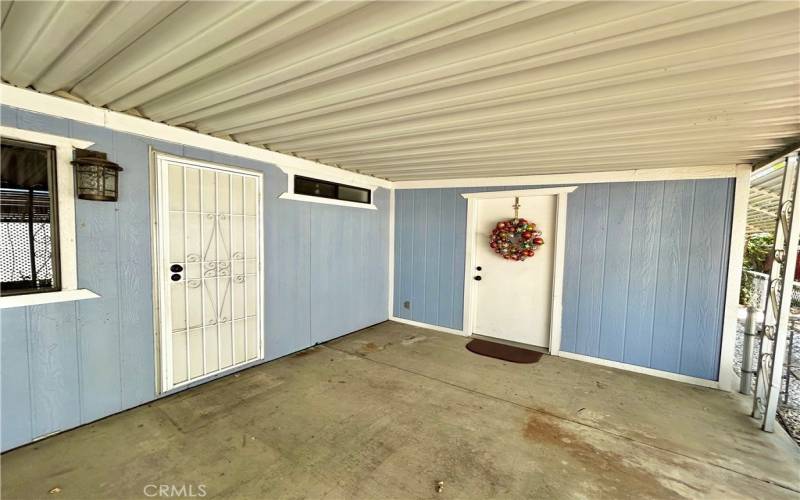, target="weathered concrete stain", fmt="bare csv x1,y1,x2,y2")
361,342,380,353
401,335,427,345
357,341,393,354
523,411,684,499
